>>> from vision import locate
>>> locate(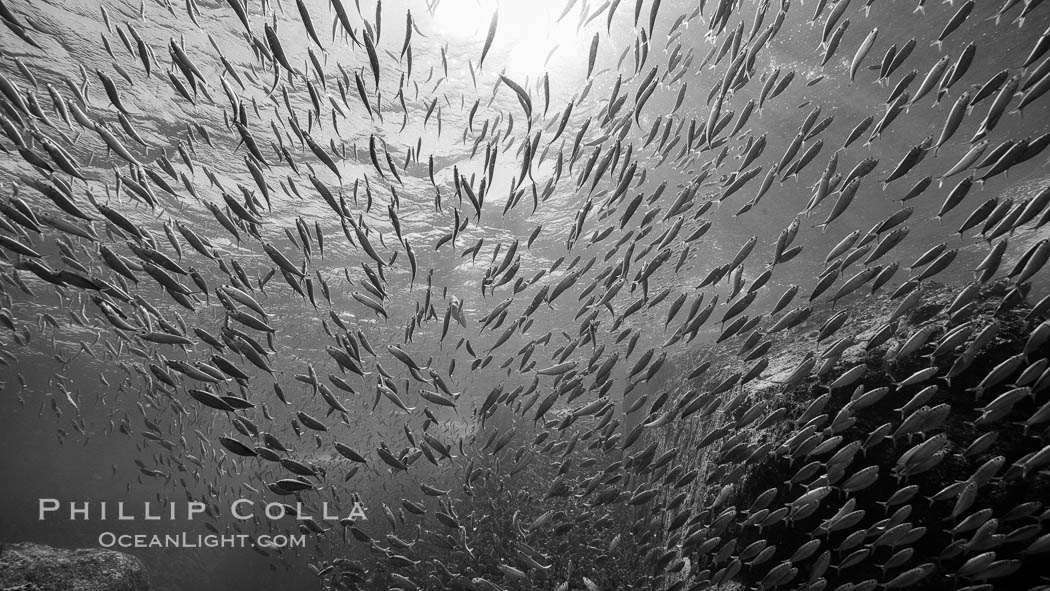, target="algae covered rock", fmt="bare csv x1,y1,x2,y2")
651,280,1050,590
0,542,149,591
